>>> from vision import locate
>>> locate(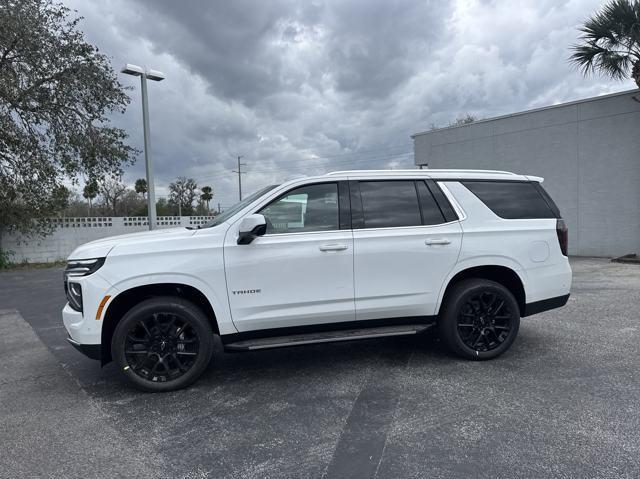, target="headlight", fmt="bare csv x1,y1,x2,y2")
63,258,105,313
64,258,105,278
66,281,83,312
